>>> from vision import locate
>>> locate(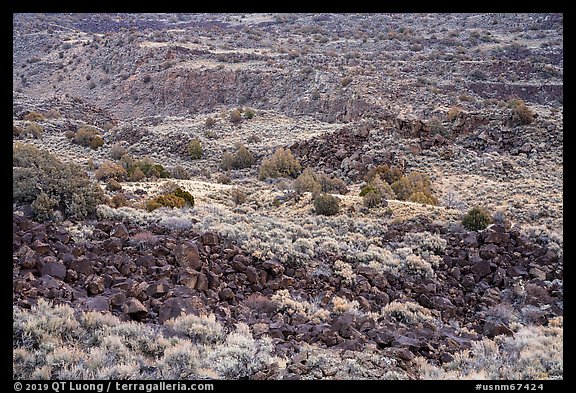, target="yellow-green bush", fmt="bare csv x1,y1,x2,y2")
220,144,255,170
73,126,104,150
188,140,202,160
258,148,301,180
391,171,437,205
462,206,492,231
146,188,194,211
